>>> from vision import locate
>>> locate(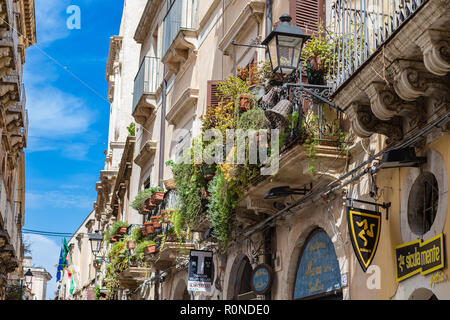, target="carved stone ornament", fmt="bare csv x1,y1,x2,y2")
391,60,447,102
415,30,450,76
350,103,403,144
365,82,418,121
